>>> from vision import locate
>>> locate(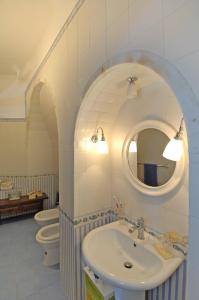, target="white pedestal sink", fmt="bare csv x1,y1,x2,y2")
82,221,184,300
